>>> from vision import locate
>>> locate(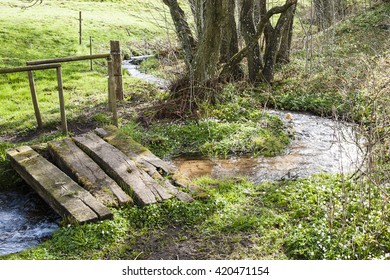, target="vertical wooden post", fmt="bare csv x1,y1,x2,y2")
56,66,68,135
110,40,123,100
27,70,43,129
79,11,82,45
90,36,93,71
108,59,114,111
108,60,118,127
